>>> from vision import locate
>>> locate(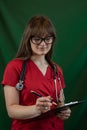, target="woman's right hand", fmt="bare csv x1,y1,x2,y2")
35,96,52,113
4,86,53,119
